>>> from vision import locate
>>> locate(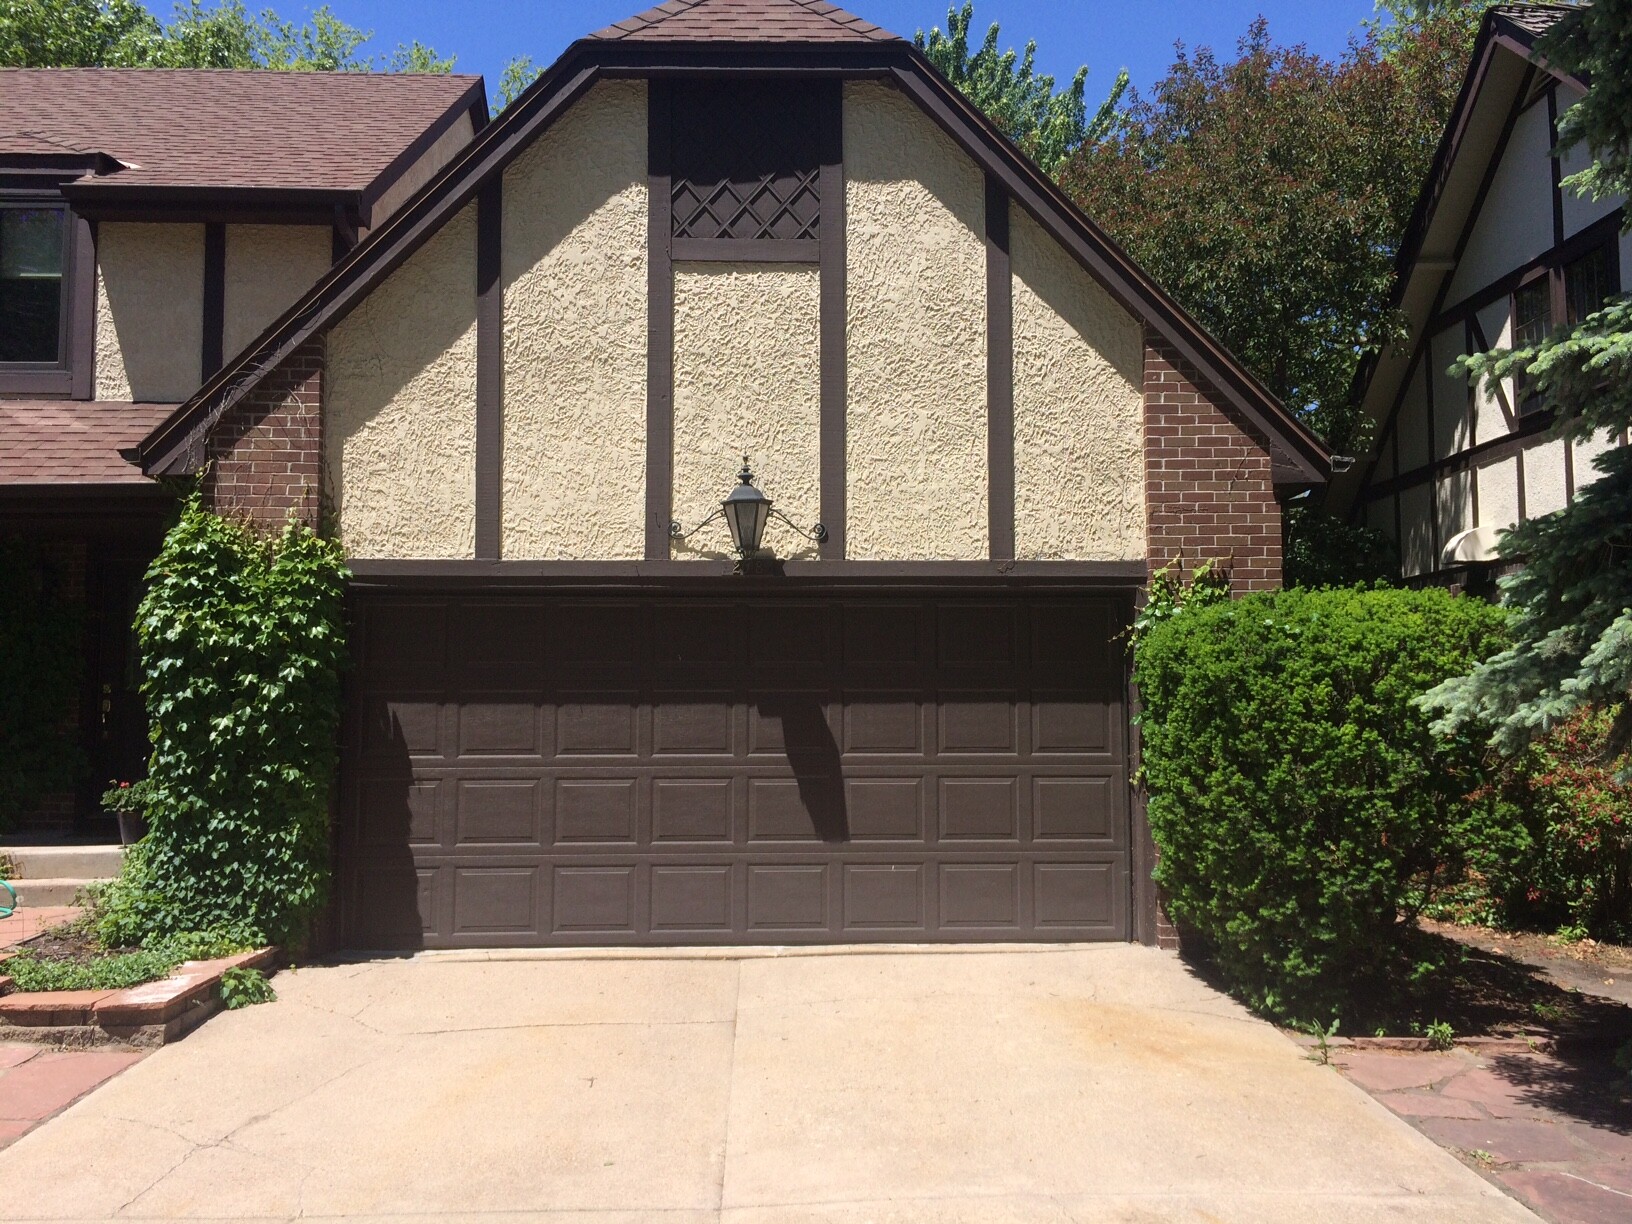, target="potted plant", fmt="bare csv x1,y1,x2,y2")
101,779,152,845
